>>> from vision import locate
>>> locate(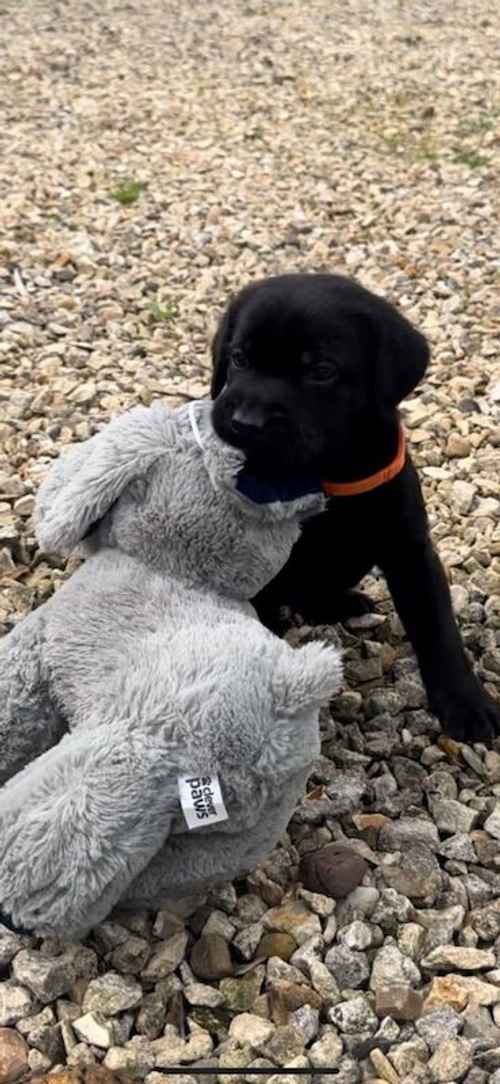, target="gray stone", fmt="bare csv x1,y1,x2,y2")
309,1029,343,1067
432,800,480,835
428,1037,473,1082
325,944,370,989
470,897,500,940
371,889,415,931
82,972,143,1015
329,995,378,1034
416,1007,463,1051
370,942,421,992
110,935,151,974
184,982,224,1008
382,844,442,902
290,1004,319,1044
105,1036,156,1077
0,929,23,969
438,833,477,862
338,921,373,950
142,930,189,979
0,983,35,1027
379,817,440,852
12,950,83,1003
